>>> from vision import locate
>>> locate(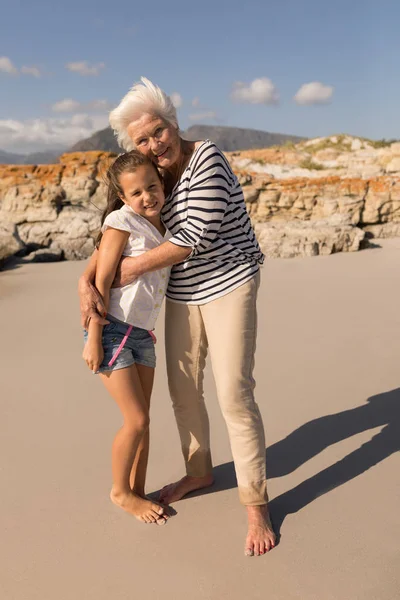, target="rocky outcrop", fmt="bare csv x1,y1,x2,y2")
227,135,400,180
237,172,398,257
0,151,112,264
1,137,400,265
0,222,24,264
255,215,365,259
241,175,400,226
